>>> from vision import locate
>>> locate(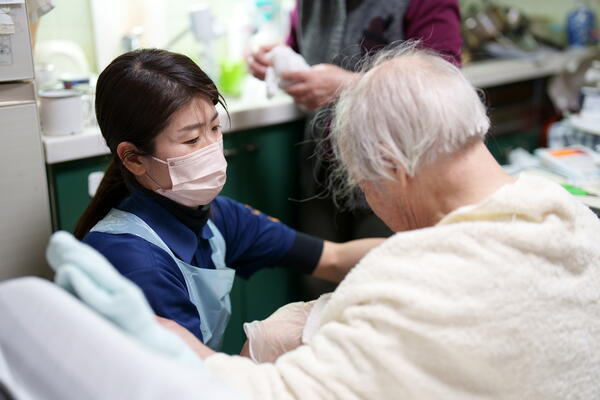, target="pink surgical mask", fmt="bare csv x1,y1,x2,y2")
147,138,227,208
